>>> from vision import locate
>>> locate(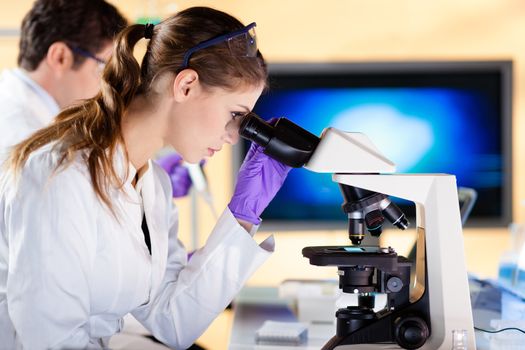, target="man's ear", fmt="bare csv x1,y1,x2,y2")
172,69,199,102
45,42,74,76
